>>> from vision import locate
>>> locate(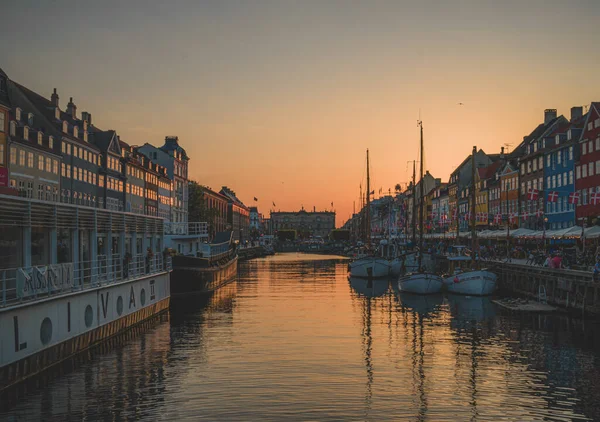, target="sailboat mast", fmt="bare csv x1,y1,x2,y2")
411,160,417,245
471,145,477,267
366,149,371,249
418,121,424,270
